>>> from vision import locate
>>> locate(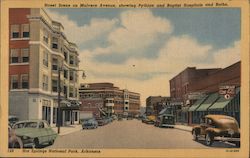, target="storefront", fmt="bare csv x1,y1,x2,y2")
59,100,80,126
188,87,240,125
